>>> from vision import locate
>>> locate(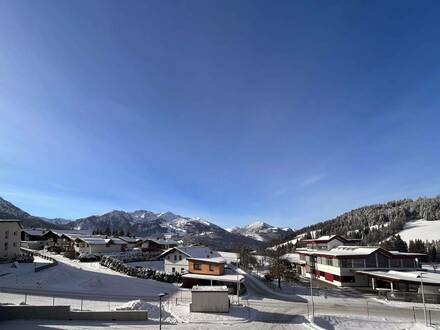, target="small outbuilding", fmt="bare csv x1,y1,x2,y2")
190,285,229,313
